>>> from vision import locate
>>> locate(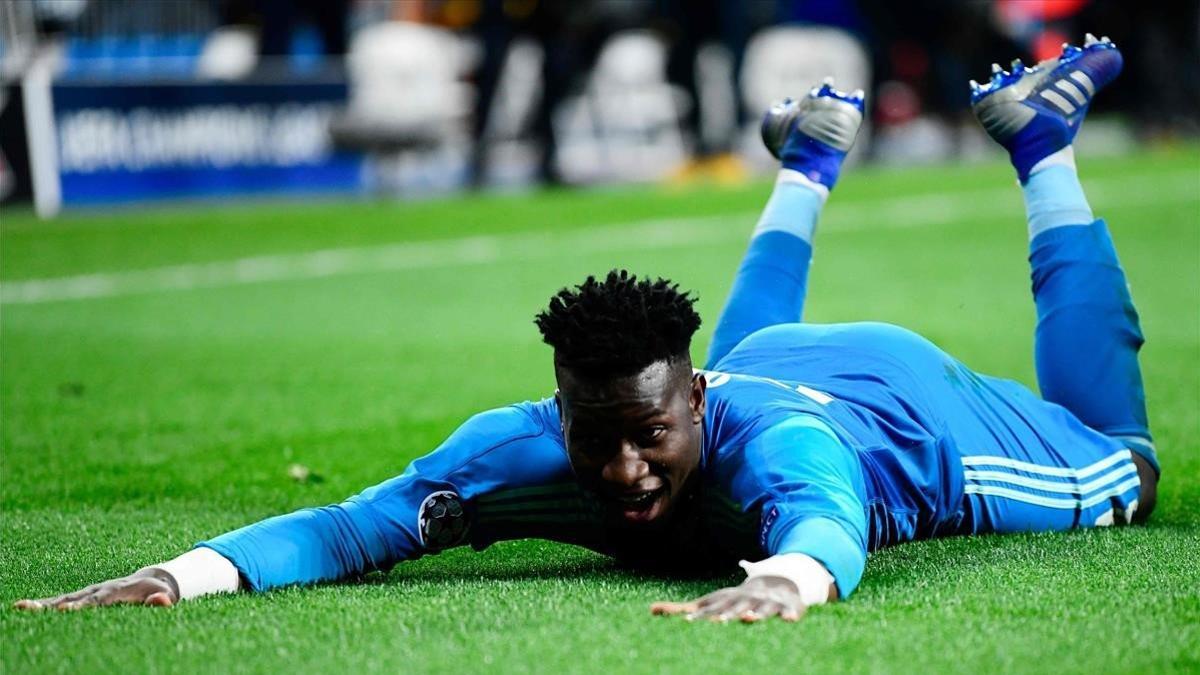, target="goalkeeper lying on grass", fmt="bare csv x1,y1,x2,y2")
17,36,1159,623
